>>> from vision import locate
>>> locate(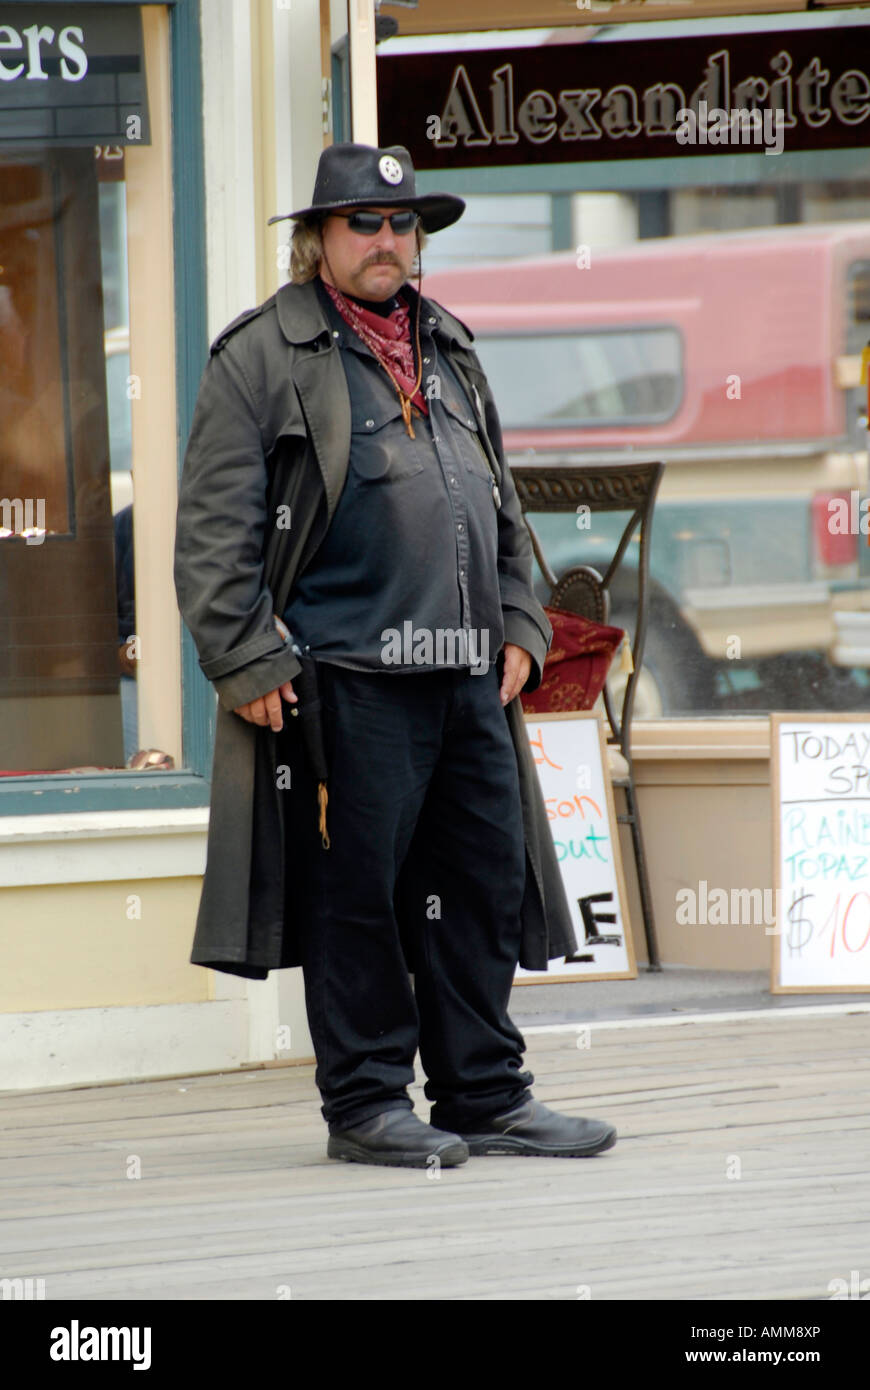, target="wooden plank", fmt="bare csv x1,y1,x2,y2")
2,1014,869,1301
